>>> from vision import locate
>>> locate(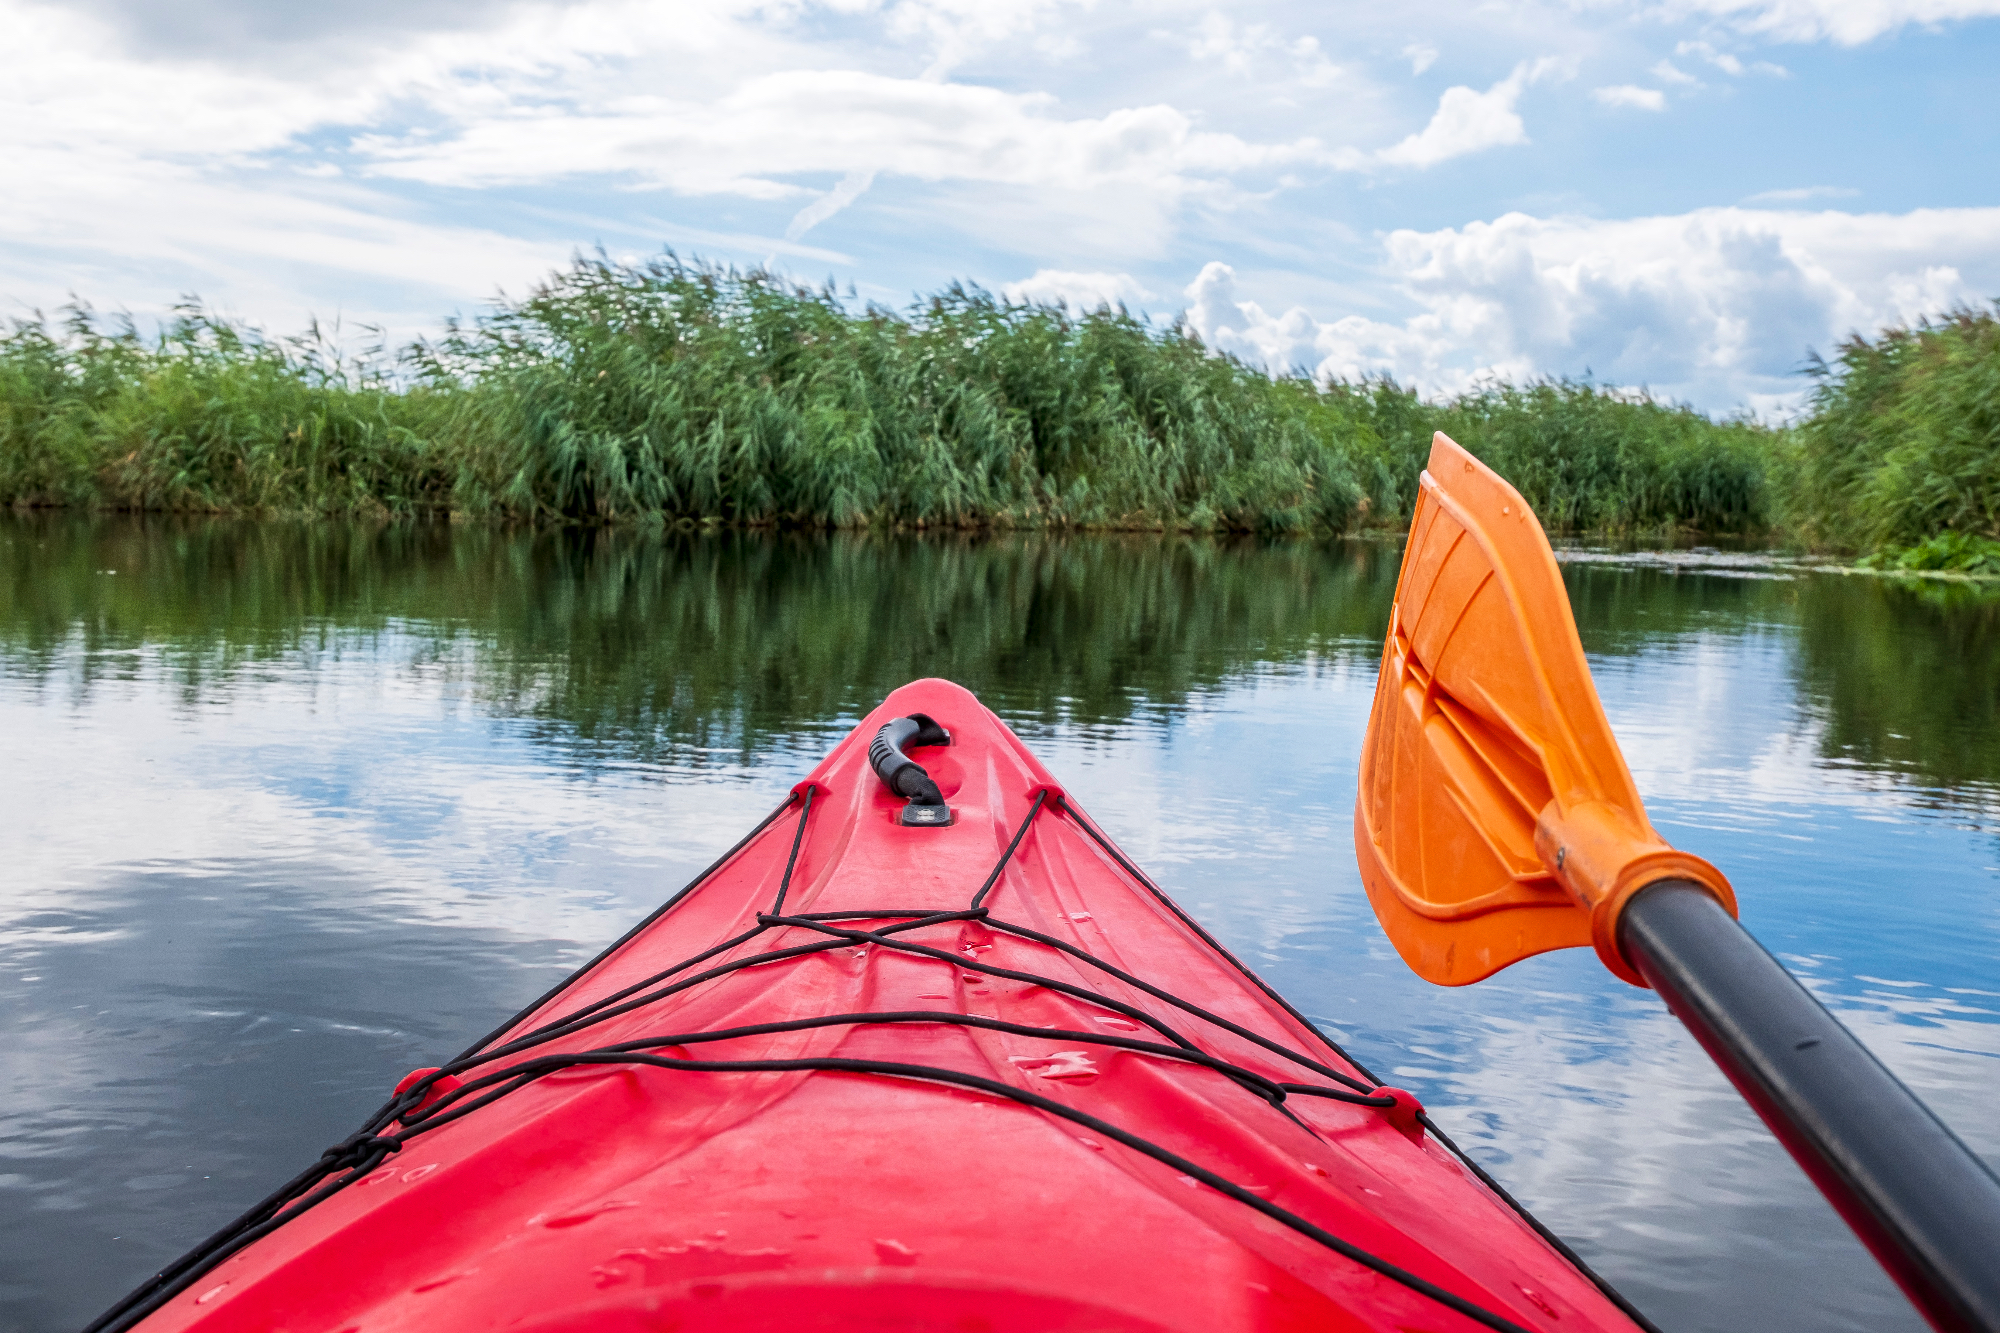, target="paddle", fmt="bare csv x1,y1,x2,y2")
1354,433,2000,1333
